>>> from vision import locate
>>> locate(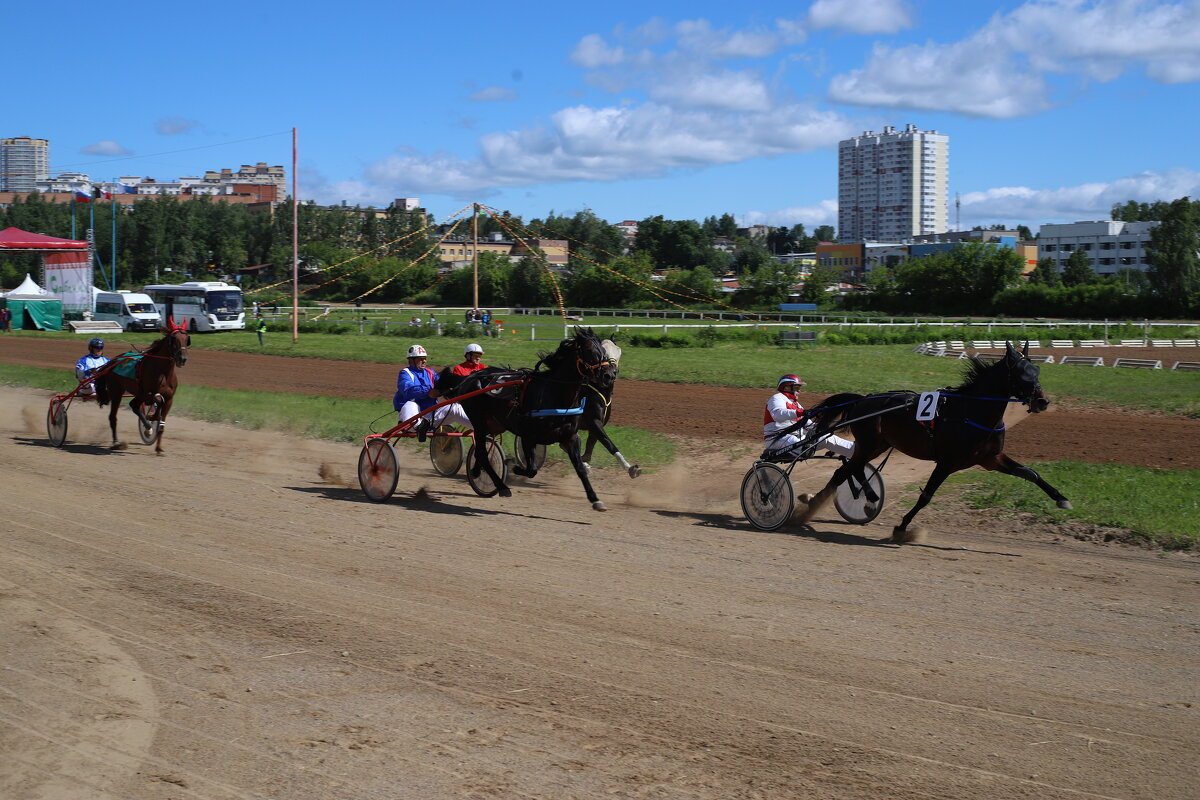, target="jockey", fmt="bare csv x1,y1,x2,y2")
450,342,487,376
764,374,854,458
393,344,473,441
74,338,110,396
